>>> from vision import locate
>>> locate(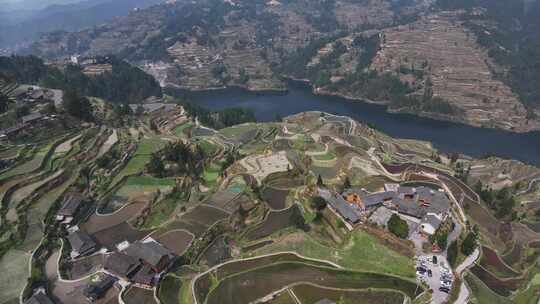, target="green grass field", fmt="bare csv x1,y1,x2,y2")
203,162,221,185
174,123,193,138
141,196,182,228
196,139,219,156
116,176,175,200
313,151,336,161
219,125,257,137
255,230,415,278
0,250,30,304
159,274,182,304
110,137,166,188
